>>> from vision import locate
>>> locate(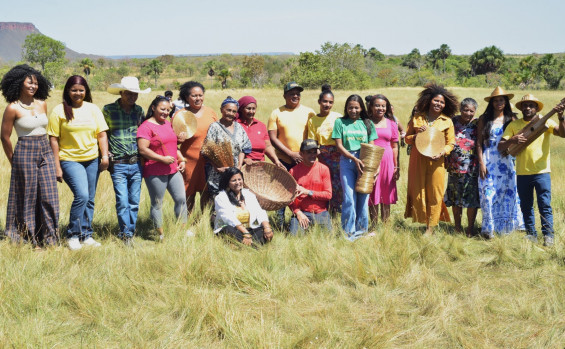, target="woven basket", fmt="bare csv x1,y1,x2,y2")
201,140,234,168
355,143,385,194
242,162,297,211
